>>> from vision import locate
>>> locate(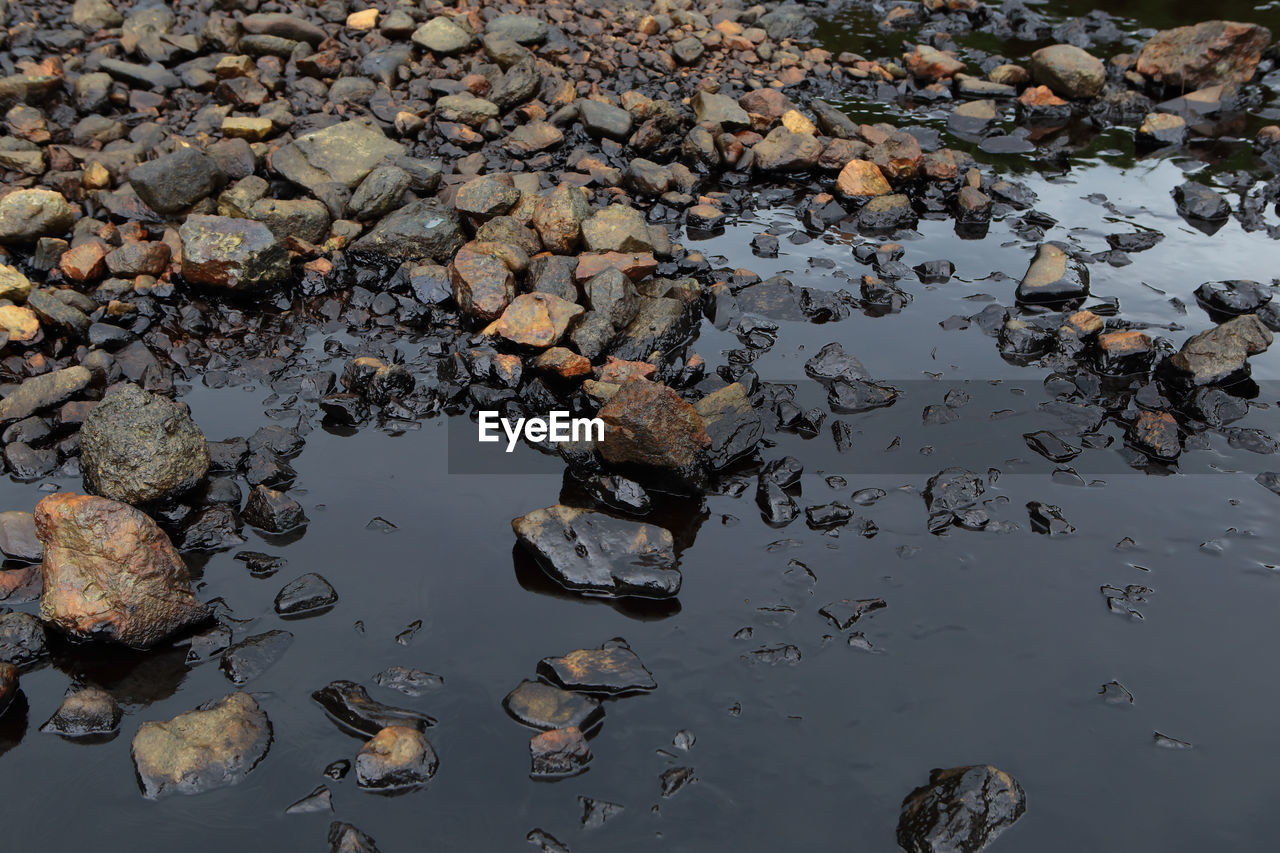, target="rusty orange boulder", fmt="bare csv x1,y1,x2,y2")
35,493,209,648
